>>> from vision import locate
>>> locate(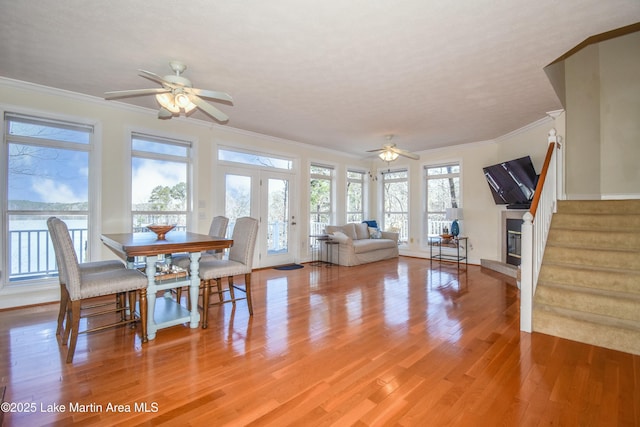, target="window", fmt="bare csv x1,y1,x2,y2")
4,113,93,283
382,169,409,244
309,164,333,235
424,163,461,239
131,133,191,231
347,170,365,223
218,147,292,170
